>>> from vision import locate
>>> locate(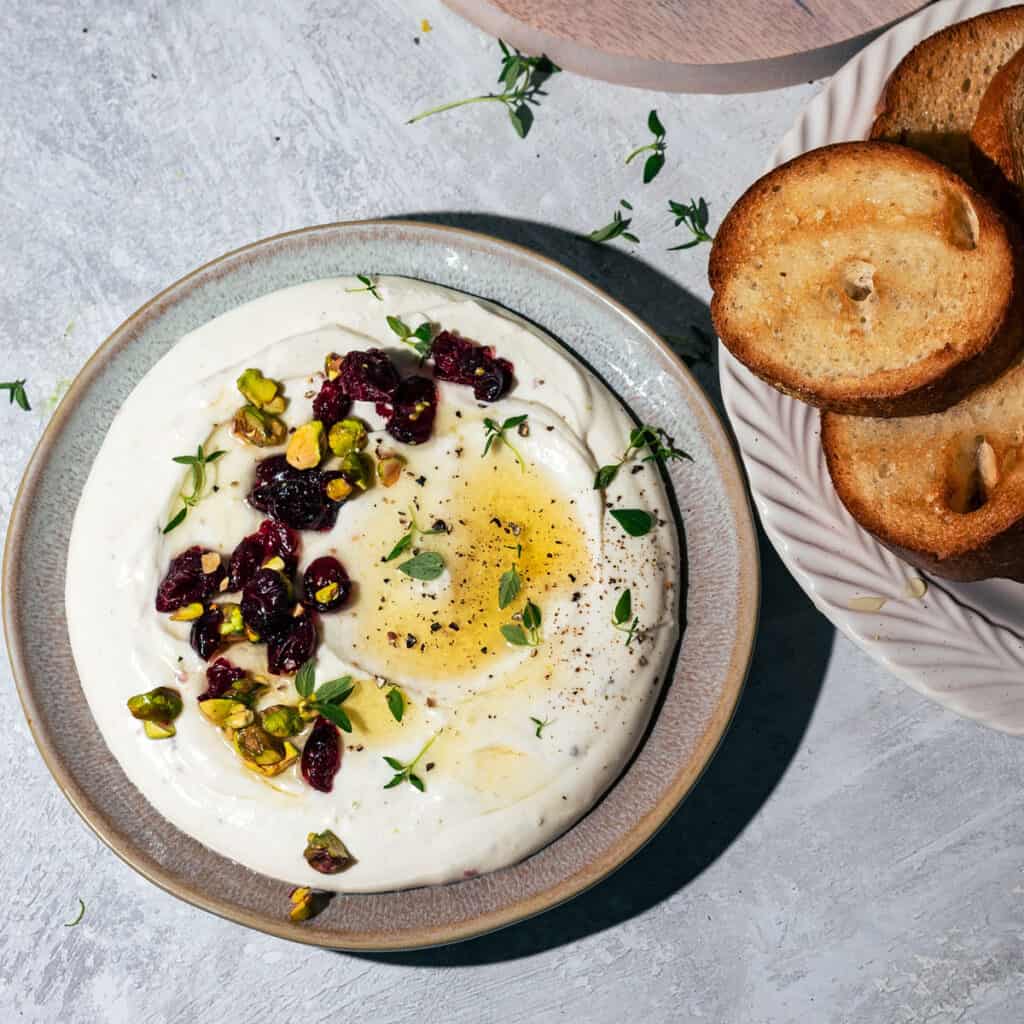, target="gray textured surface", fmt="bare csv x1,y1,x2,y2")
1,2,1023,1021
